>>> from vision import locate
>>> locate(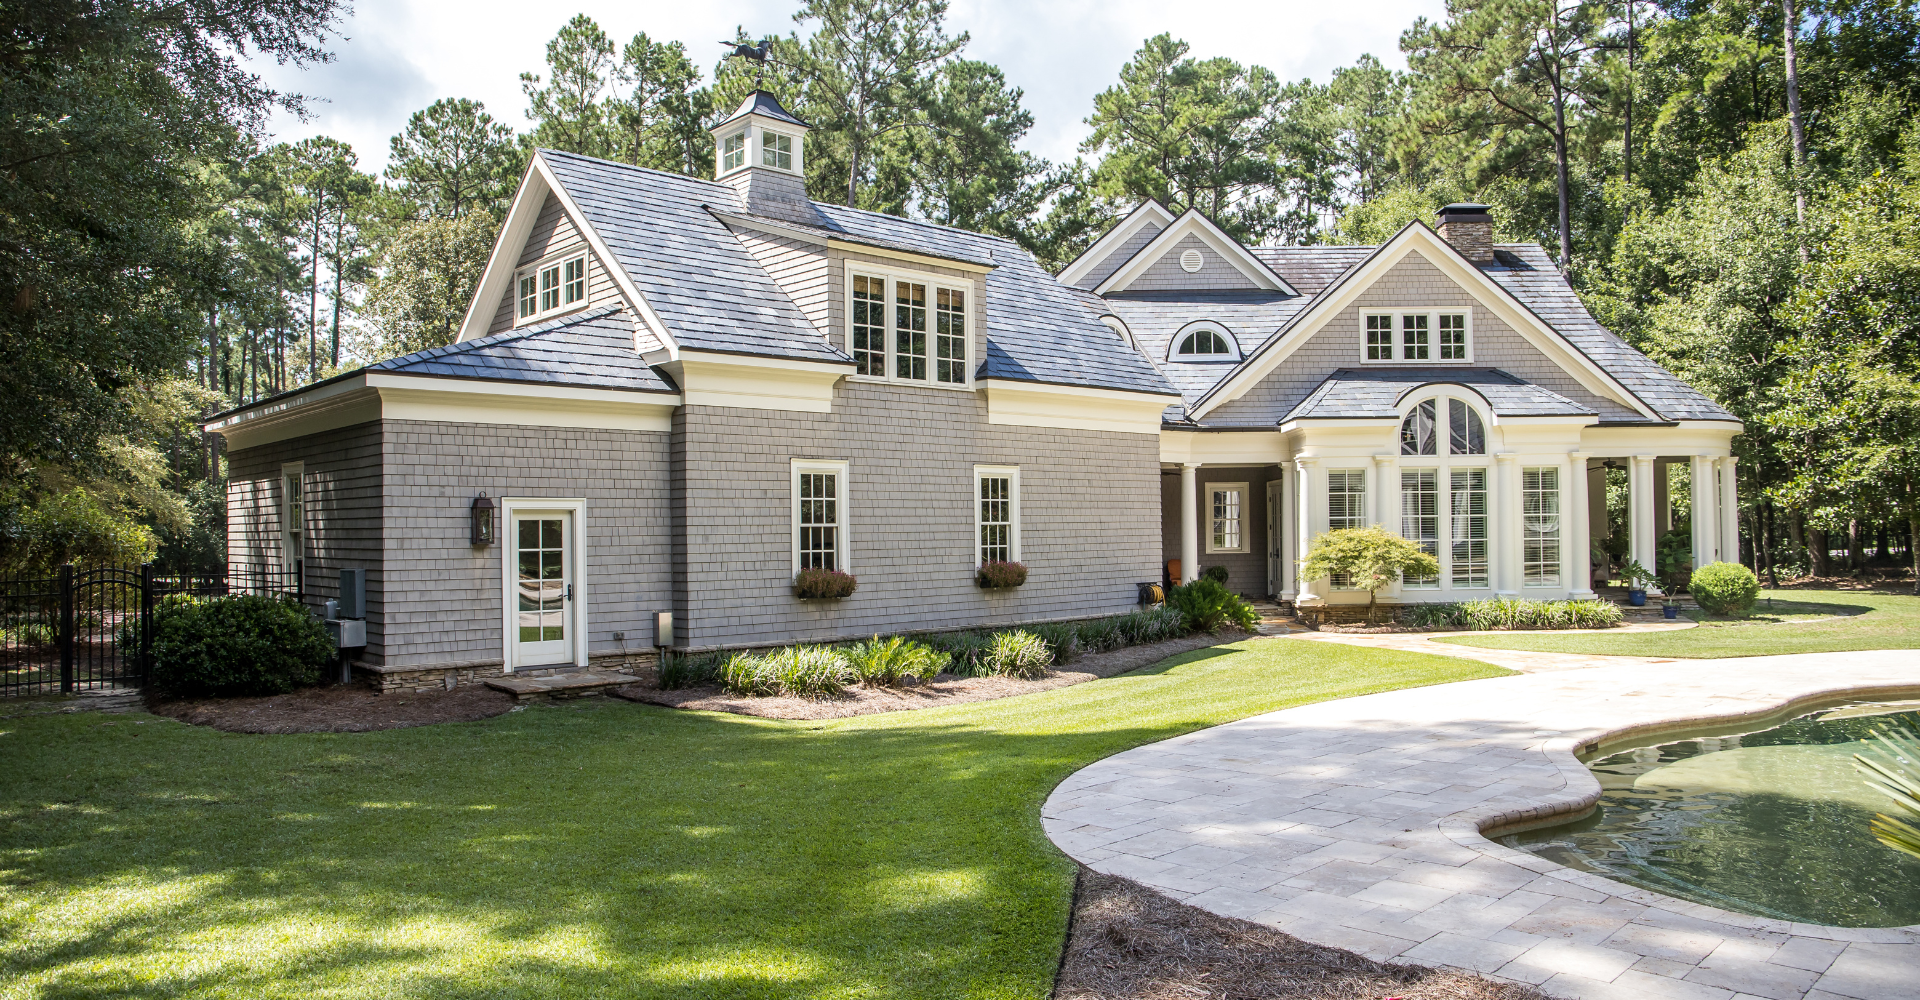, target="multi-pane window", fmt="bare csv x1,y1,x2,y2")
1401,471,1439,587
895,281,927,380
516,254,587,325
1366,315,1393,360
1448,398,1485,454
1450,469,1488,587
852,275,886,375
850,273,969,386
977,470,1017,565
1177,328,1233,356
796,468,842,571
1401,314,1430,360
1401,399,1438,455
936,288,967,384
1439,313,1468,359
723,130,746,171
1208,484,1246,553
281,464,304,569
1327,471,1367,588
516,518,567,642
762,131,792,170
1524,468,1561,586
